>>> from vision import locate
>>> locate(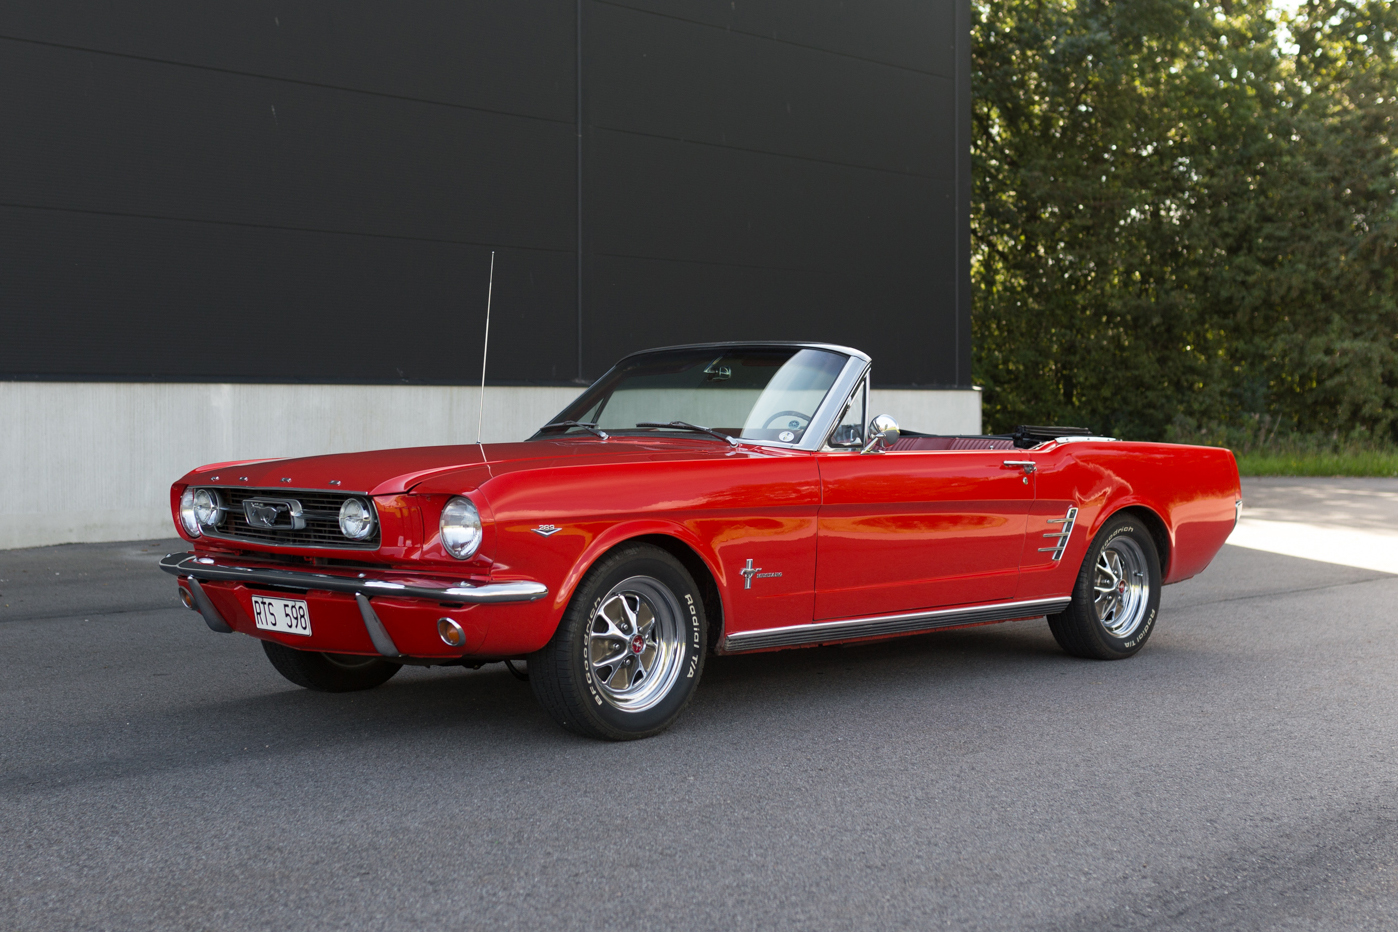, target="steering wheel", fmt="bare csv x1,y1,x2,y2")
762,410,813,430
